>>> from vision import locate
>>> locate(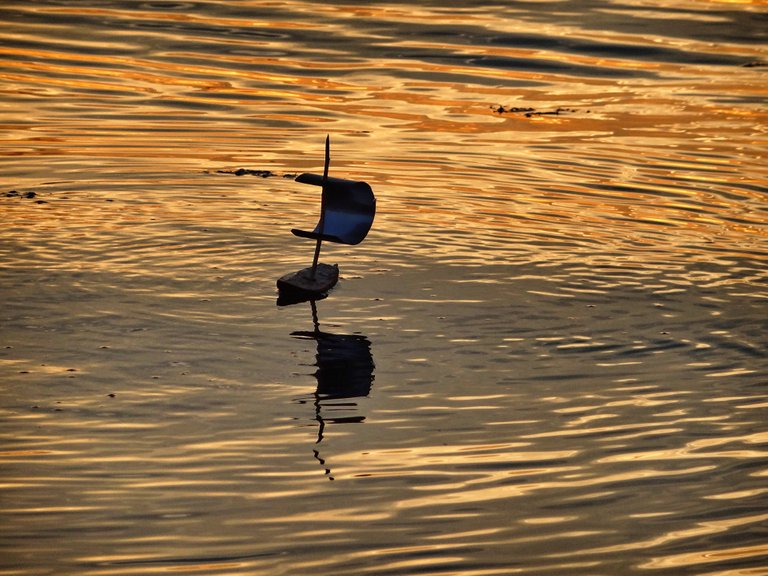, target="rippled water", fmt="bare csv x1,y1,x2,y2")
1,1,767,575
